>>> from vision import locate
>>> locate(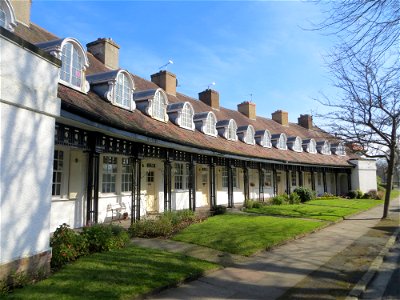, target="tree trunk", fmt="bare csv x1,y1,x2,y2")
382,147,396,219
